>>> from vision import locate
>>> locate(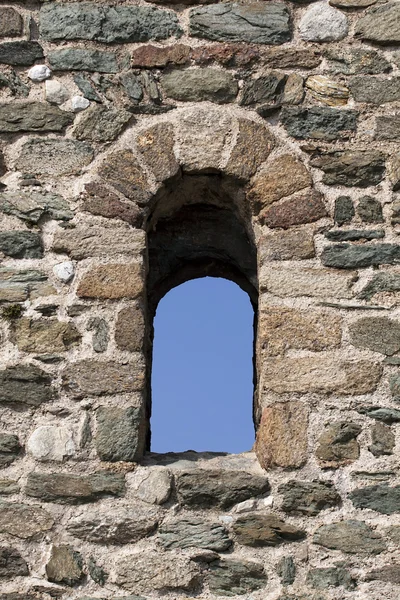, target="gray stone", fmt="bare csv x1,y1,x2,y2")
46,545,83,587
12,318,81,354
356,196,383,223
349,317,400,355
87,318,108,353
322,244,400,269
0,434,20,468
40,3,182,43
0,547,28,579
369,423,395,457
159,518,231,551
0,42,44,66
0,365,53,407
189,2,291,44
375,114,400,140
281,106,357,140
313,520,386,554
0,8,22,38
326,48,391,75
334,196,354,225
390,373,400,402
73,74,101,102
49,49,118,73
324,229,384,242
88,556,108,586
349,76,400,104
27,426,75,462
62,360,144,399
233,513,306,547
0,268,49,303
359,406,400,423
120,73,143,103
349,484,400,514
25,471,125,503
356,2,400,44
135,468,172,505
276,556,296,586
0,479,20,495
175,469,270,509
240,72,286,106
73,105,132,142
0,501,54,538
67,506,158,544
299,2,348,42
316,422,361,468
279,480,341,516
161,68,238,103
95,406,145,462
306,567,355,590
16,138,94,176
208,558,267,596
365,565,400,584
0,191,73,223
0,232,43,259
310,150,385,187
